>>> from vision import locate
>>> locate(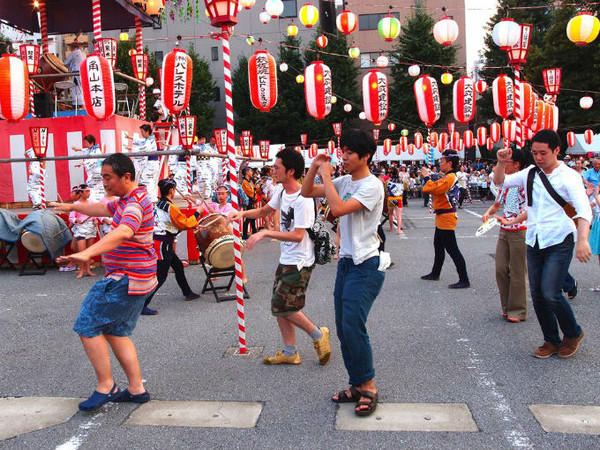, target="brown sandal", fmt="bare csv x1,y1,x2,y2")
331,386,361,403
355,390,378,417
